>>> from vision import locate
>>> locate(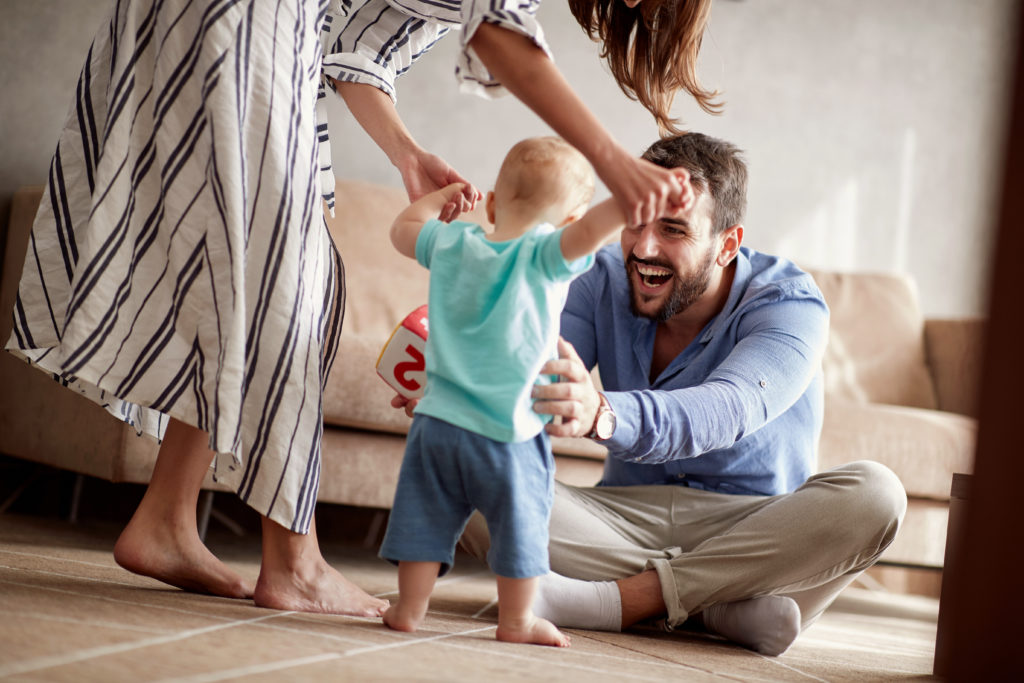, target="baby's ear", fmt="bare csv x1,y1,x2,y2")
558,202,589,227
485,191,497,224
